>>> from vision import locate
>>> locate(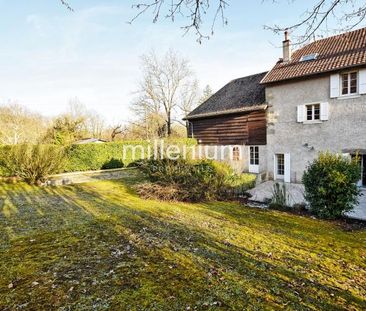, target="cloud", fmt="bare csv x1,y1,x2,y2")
26,14,45,36
4,3,279,125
